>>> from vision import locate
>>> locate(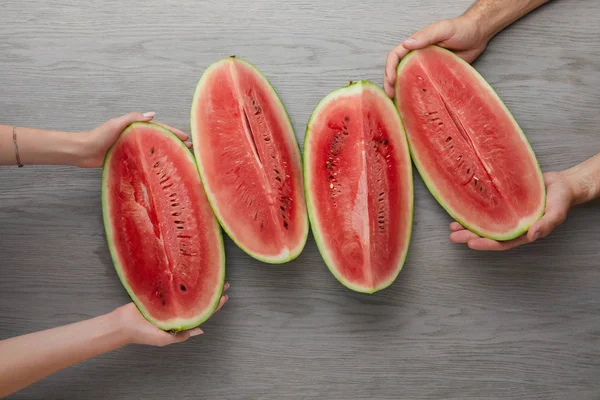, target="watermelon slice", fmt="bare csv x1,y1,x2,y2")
190,57,308,264
394,46,546,240
304,80,414,293
102,122,225,331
